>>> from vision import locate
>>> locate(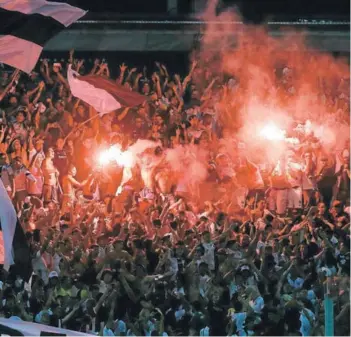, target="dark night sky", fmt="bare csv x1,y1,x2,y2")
61,0,350,18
